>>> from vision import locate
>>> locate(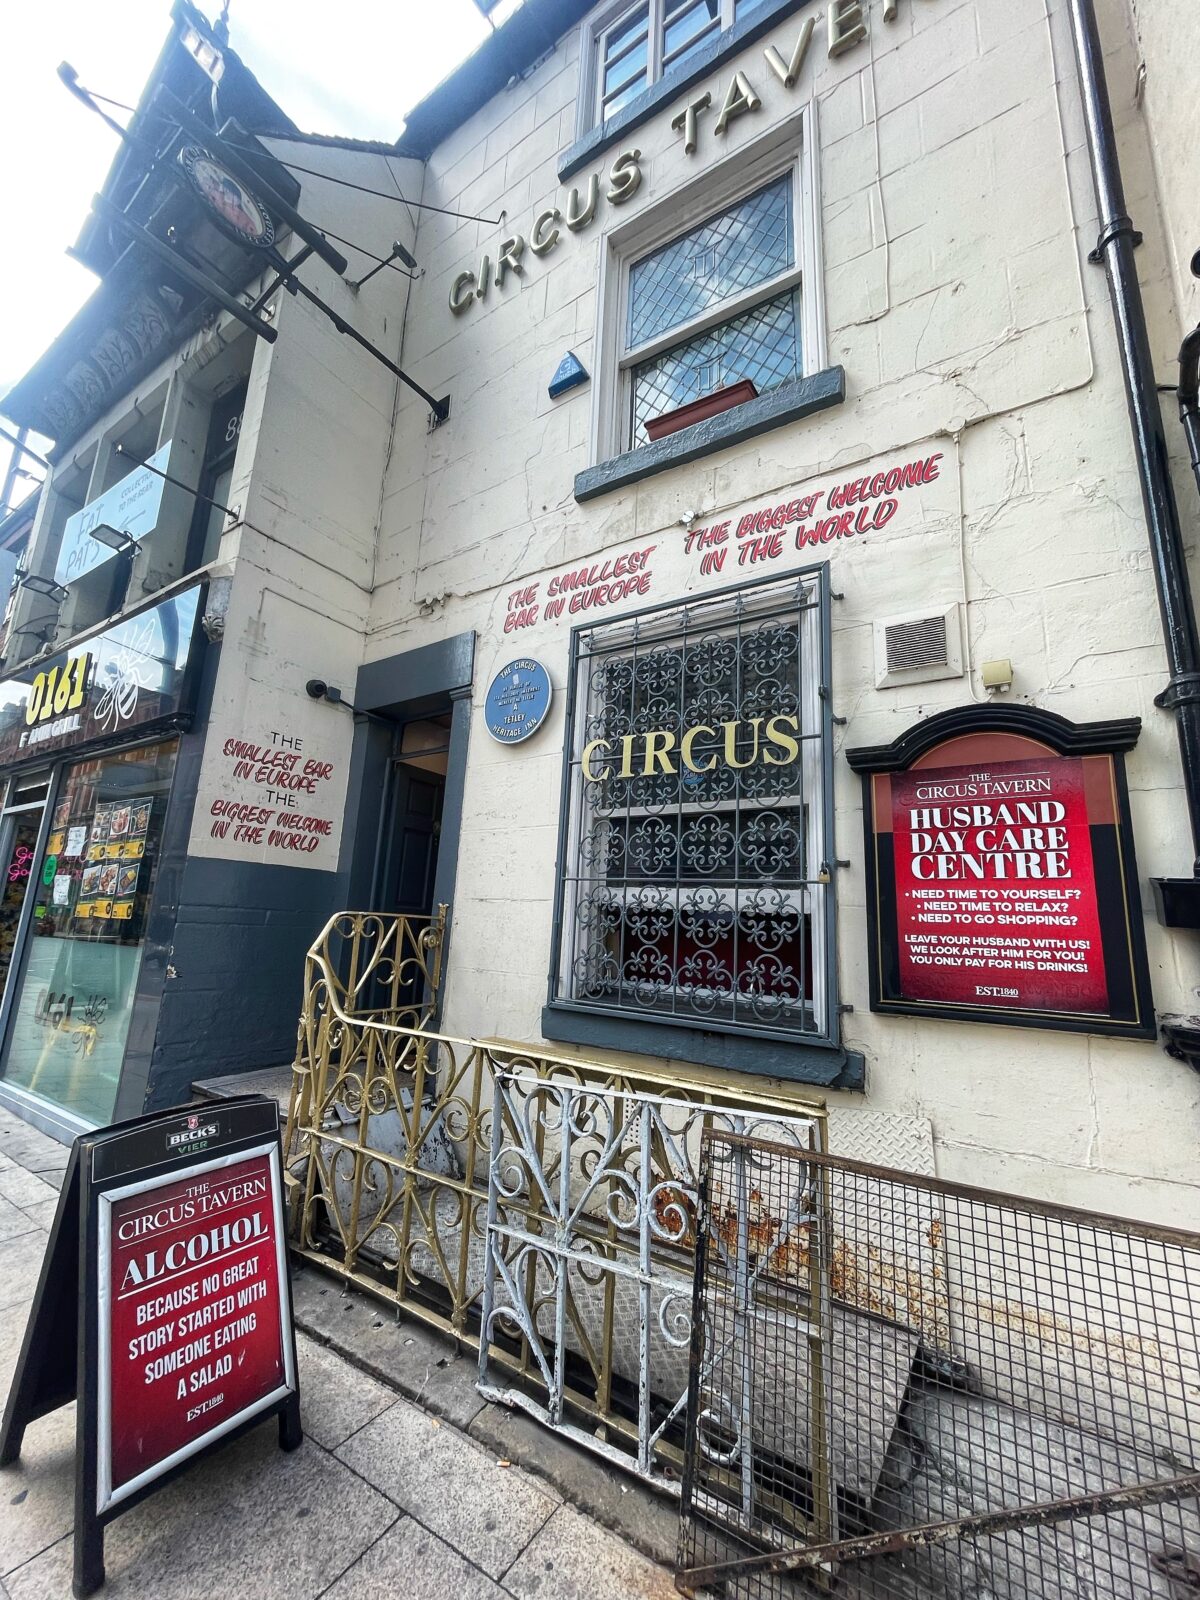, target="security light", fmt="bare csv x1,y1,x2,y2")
88,523,138,555
17,573,68,604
